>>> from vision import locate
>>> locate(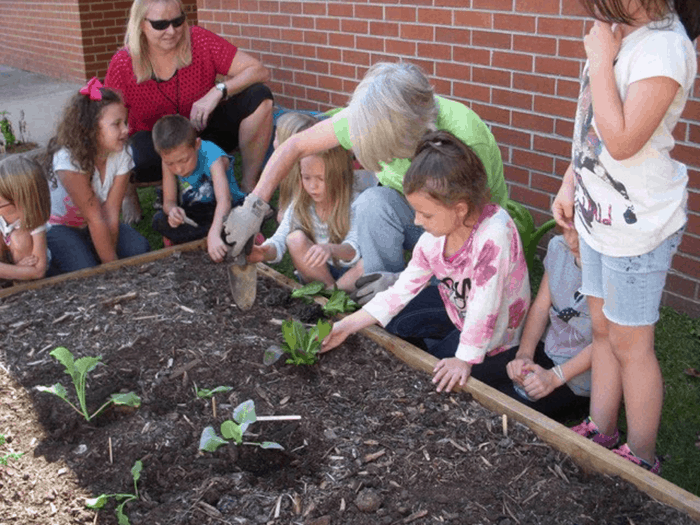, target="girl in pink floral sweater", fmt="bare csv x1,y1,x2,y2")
323,130,530,393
